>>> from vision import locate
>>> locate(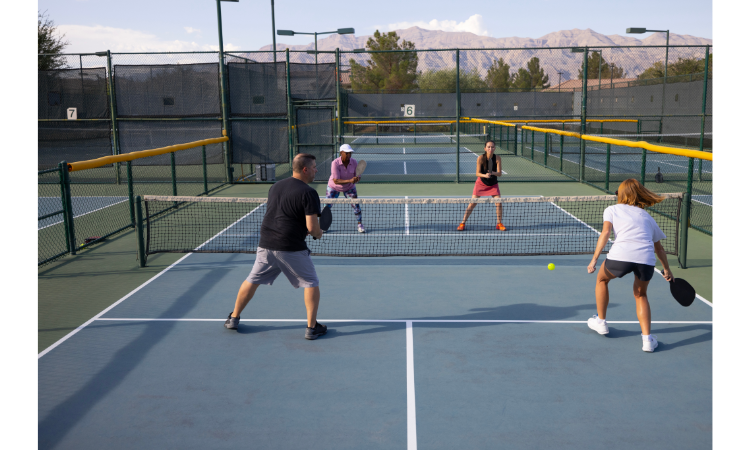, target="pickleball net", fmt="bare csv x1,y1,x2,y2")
137,194,683,263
